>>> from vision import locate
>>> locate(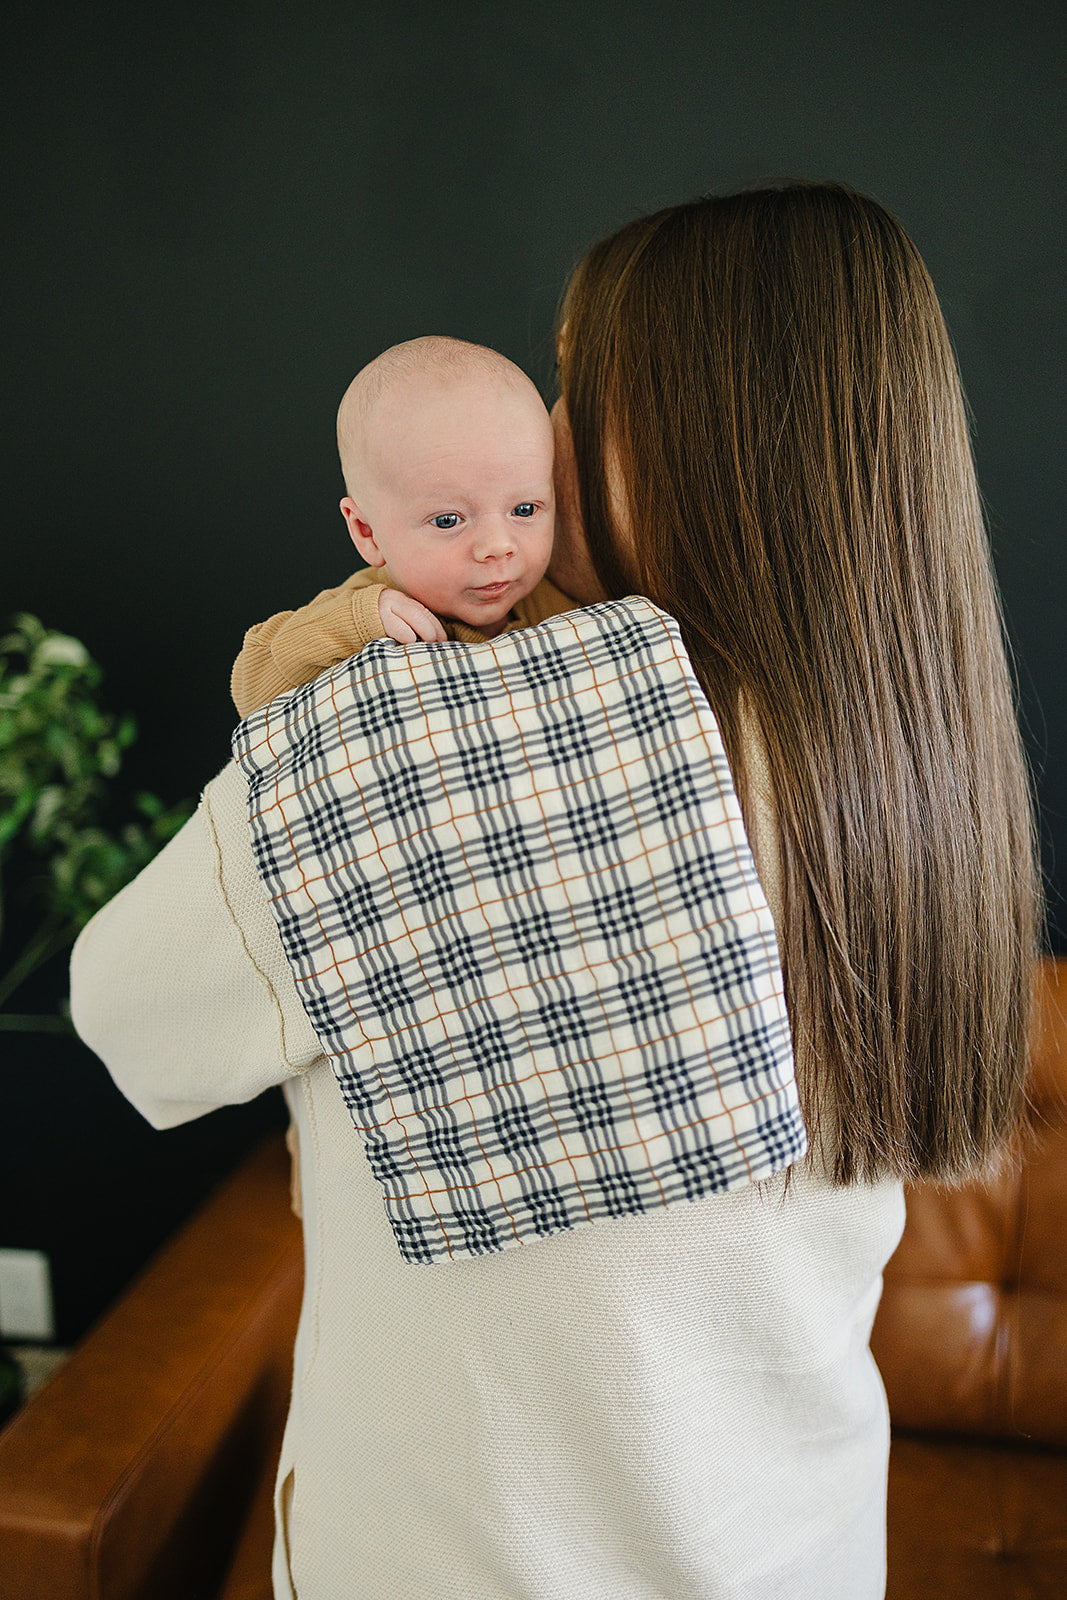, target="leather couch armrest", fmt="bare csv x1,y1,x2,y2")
0,1135,302,1600
871,957,1067,1449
